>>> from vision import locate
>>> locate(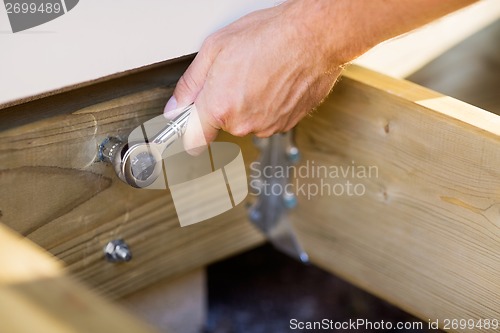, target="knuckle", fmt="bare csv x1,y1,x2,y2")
215,101,253,137
210,106,229,129
254,126,277,138
203,33,221,50
254,131,271,139
283,118,299,132
283,123,296,132
229,123,252,137
183,71,199,90
176,73,196,97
